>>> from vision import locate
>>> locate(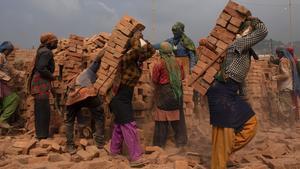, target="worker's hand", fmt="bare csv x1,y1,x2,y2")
271,76,278,81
